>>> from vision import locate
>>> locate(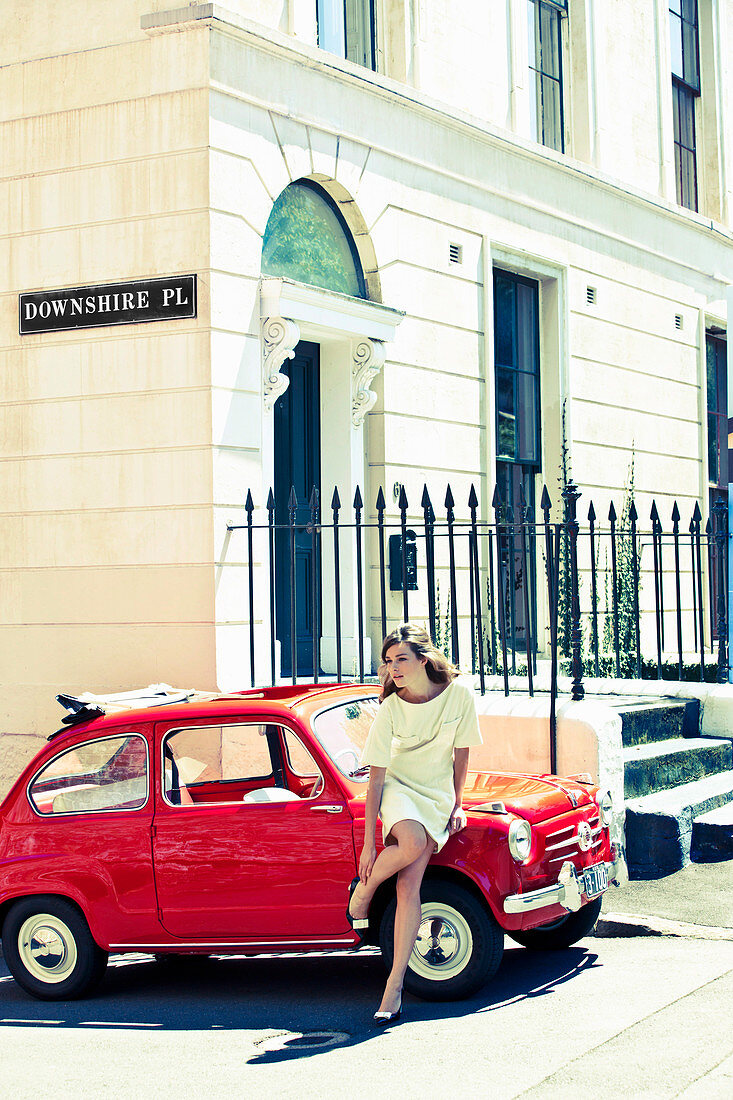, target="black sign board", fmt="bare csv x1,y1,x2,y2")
19,275,197,335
